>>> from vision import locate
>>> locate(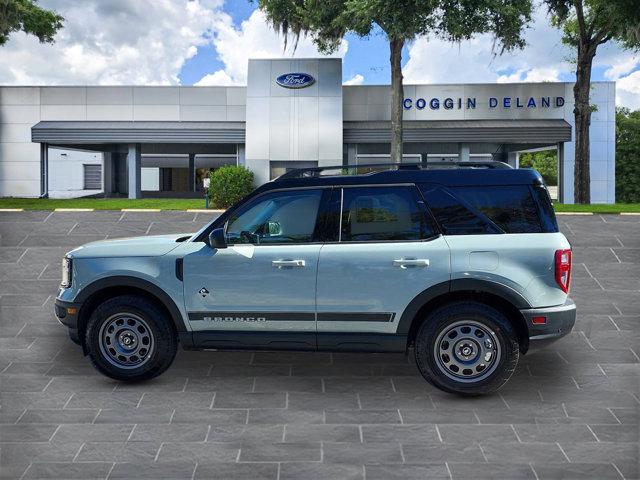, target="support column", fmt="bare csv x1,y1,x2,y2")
557,142,565,204
458,143,470,162
346,144,357,166
237,145,246,167
127,143,141,199
507,151,519,168
188,153,196,192
39,143,49,198
103,152,113,195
